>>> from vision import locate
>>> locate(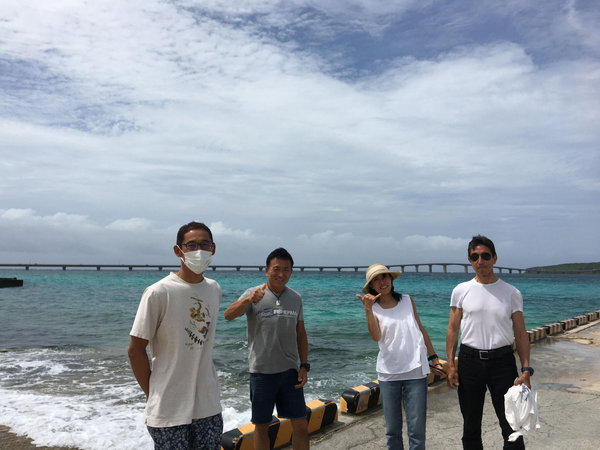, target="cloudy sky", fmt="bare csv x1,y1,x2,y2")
1,0,599,269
